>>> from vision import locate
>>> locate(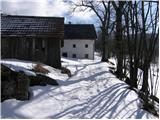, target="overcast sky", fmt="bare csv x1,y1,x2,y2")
1,0,97,25
1,0,158,30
